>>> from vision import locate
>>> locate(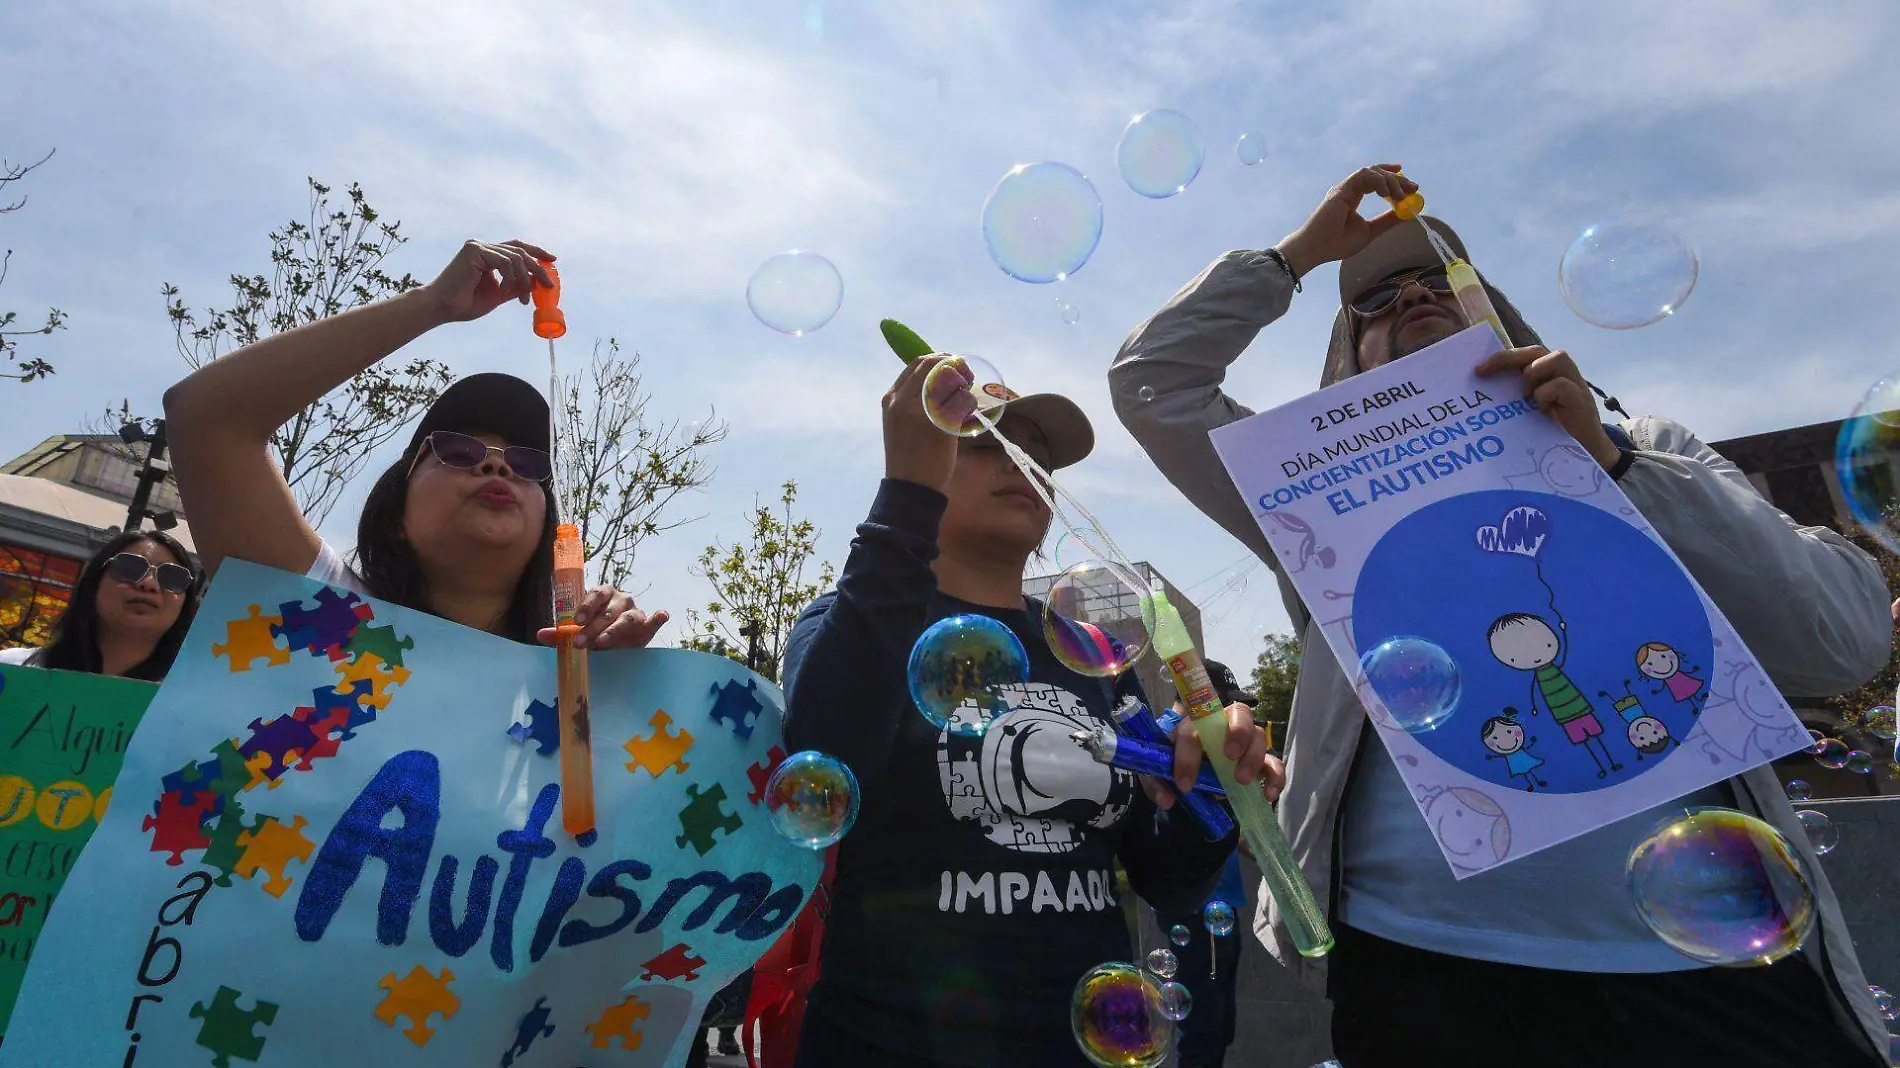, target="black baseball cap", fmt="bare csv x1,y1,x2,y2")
404,373,551,458
1205,660,1258,707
